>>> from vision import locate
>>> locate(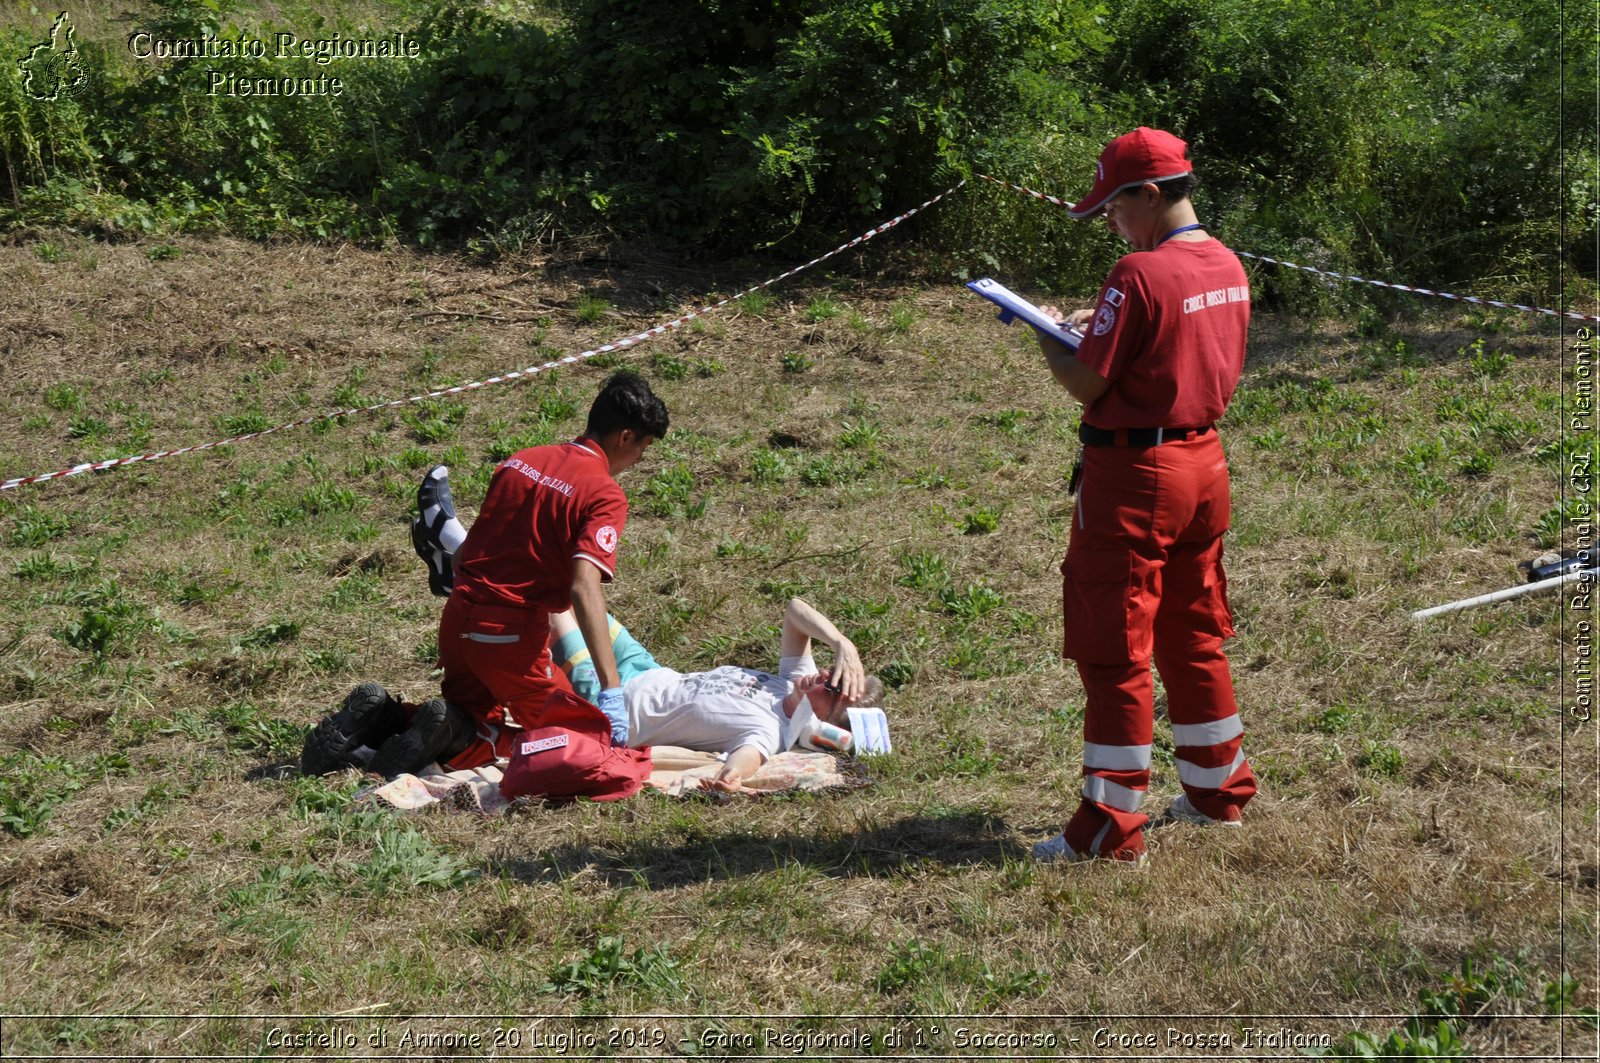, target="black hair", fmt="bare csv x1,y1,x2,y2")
1158,172,1197,203
585,370,669,439
1118,172,1198,204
